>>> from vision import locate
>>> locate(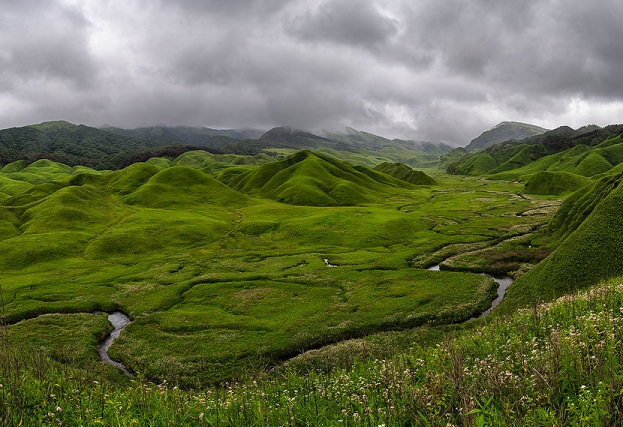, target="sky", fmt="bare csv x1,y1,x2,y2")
1,0,623,145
